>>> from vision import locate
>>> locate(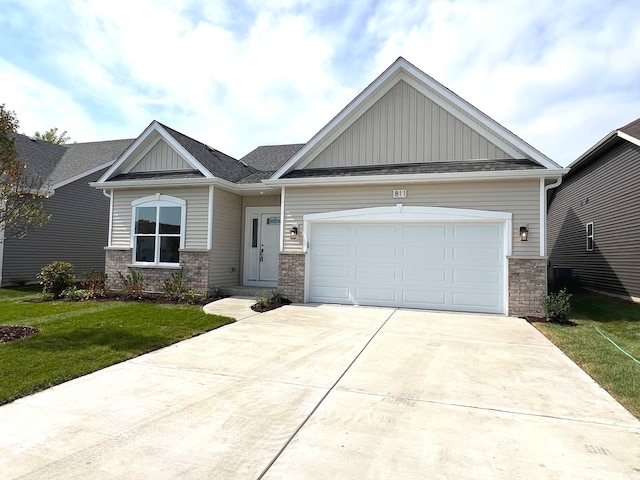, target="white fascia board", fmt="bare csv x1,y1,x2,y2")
52,161,114,190
97,121,215,183
617,130,640,148
89,176,276,193
264,168,570,187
